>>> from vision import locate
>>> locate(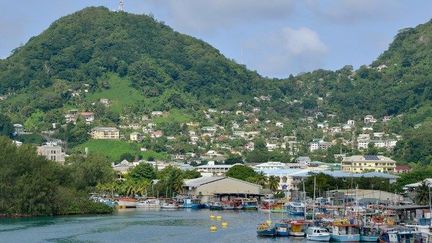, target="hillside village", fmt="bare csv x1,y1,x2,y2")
13,93,408,183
